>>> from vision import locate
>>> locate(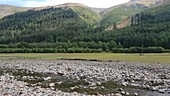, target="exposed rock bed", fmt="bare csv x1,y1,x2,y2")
0,59,170,96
